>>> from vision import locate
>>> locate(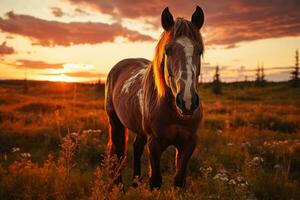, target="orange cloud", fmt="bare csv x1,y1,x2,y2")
0,41,14,55
14,59,64,69
41,71,105,78
50,7,65,17
0,11,154,47
64,0,300,46
64,71,105,78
